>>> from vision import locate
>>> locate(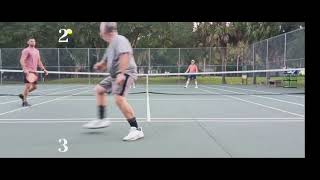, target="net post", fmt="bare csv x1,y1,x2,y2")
146,74,151,122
